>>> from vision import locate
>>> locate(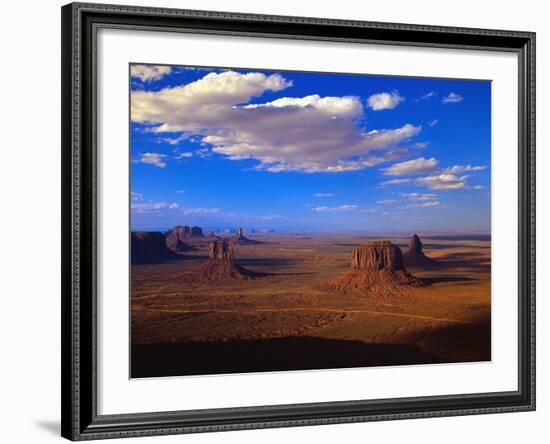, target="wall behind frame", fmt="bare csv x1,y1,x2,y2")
0,0,545,443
